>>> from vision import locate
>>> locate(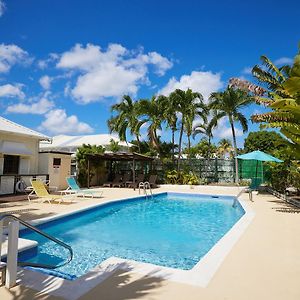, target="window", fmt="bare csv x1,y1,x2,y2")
3,155,20,174
53,158,61,166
